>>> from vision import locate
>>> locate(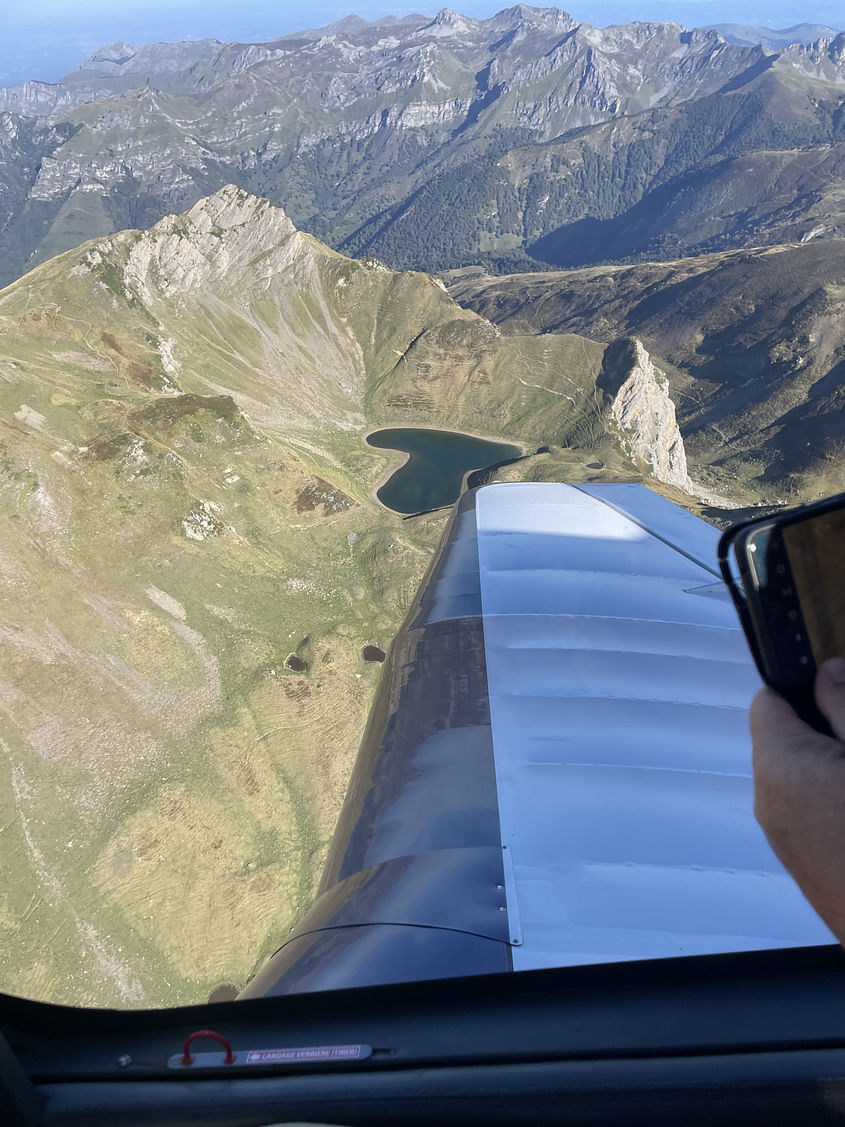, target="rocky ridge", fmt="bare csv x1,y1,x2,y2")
0,7,843,284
